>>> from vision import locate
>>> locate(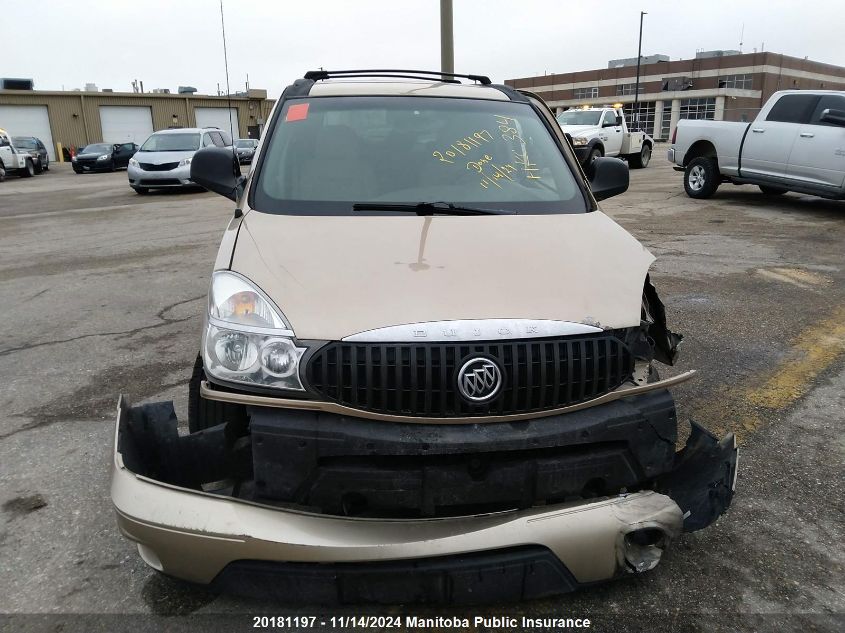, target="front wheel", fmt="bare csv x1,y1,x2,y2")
683,157,719,199
629,144,652,169
34,159,44,174
759,185,787,195
21,159,35,177
586,147,603,167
